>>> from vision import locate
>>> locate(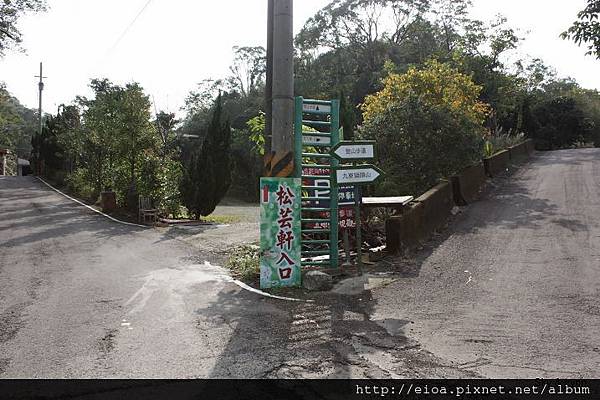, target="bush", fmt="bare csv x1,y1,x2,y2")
65,168,96,202
226,244,260,282
483,127,525,157
528,96,592,149
361,96,484,196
